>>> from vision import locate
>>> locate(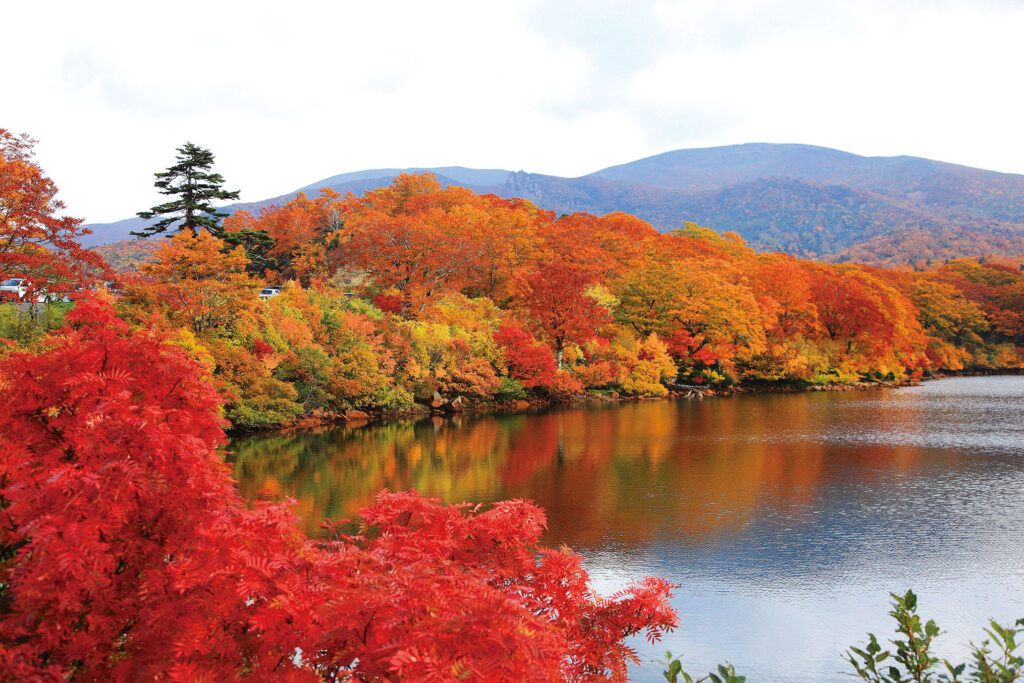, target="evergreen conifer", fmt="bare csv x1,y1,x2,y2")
134,142,239,238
